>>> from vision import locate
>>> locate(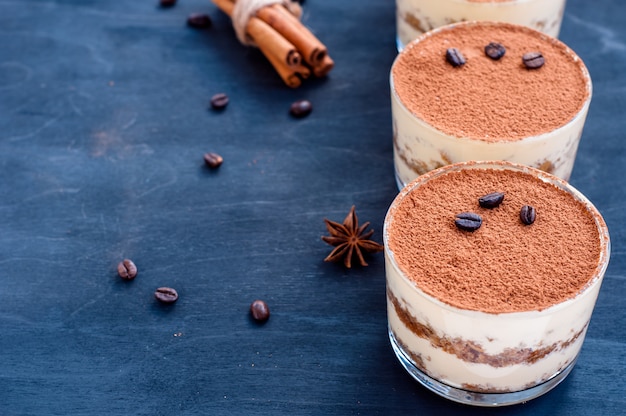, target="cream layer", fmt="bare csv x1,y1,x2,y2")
385,251,602,392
